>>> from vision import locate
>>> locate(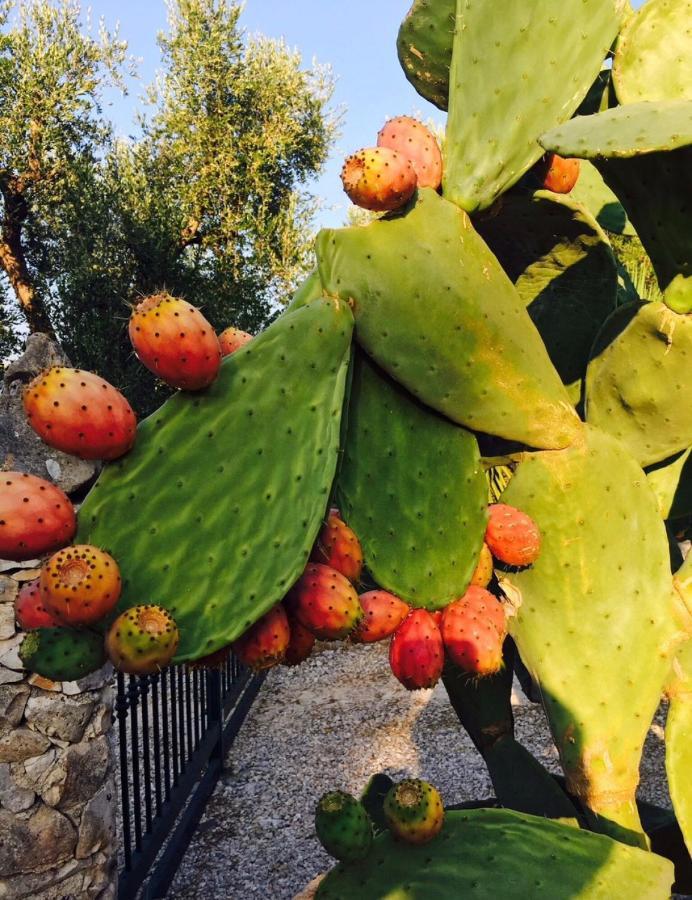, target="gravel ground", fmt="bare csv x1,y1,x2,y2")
165,640,675,900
